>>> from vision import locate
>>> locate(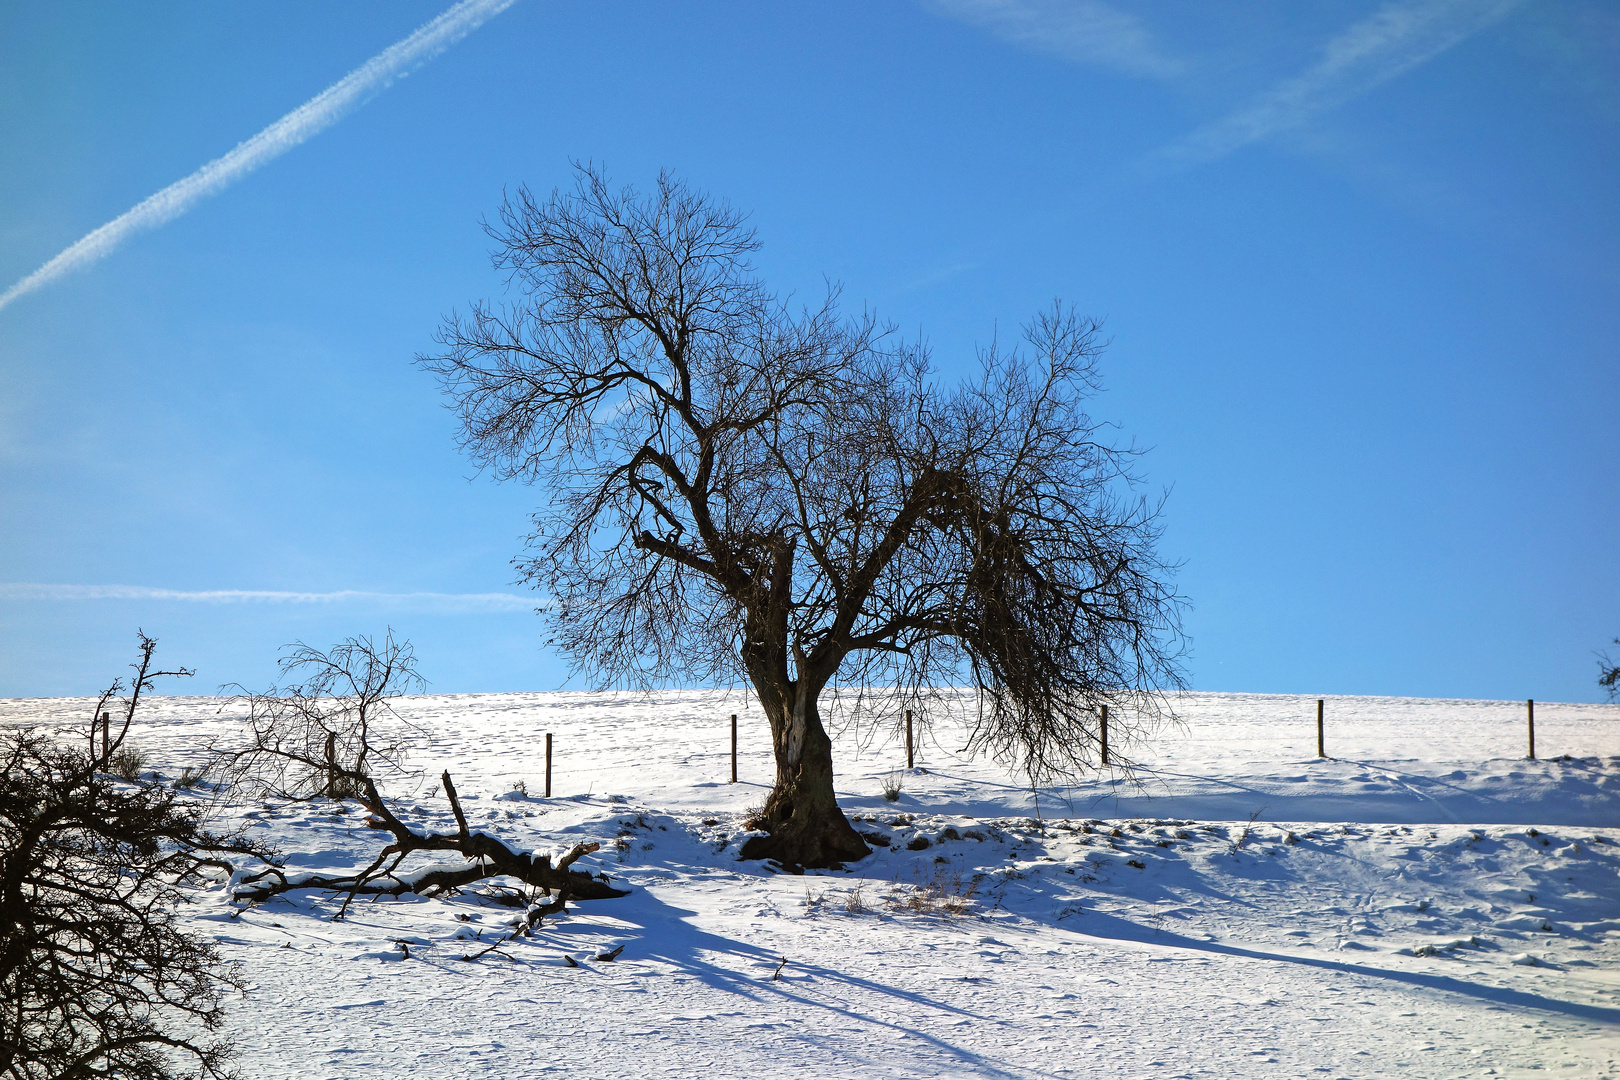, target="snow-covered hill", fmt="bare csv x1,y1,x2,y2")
5,690,1618,1078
